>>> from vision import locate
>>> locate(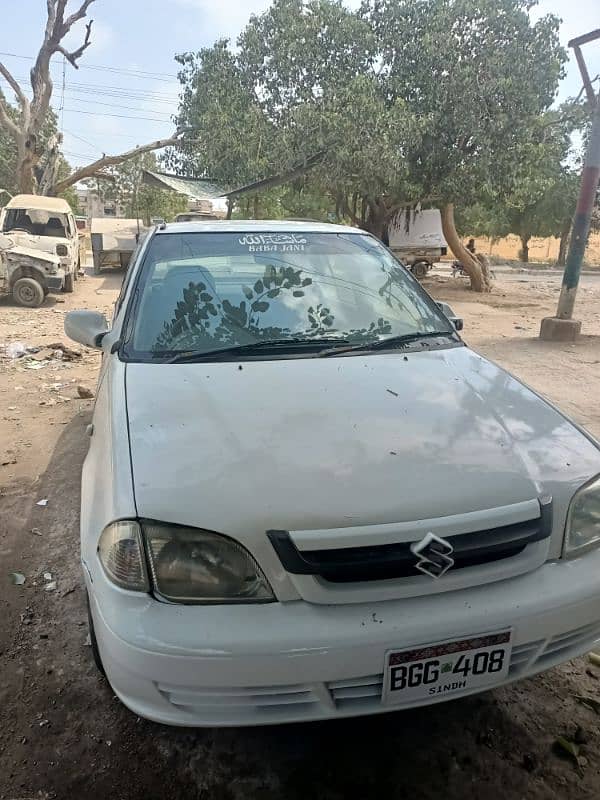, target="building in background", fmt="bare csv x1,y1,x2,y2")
76,186,126,220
